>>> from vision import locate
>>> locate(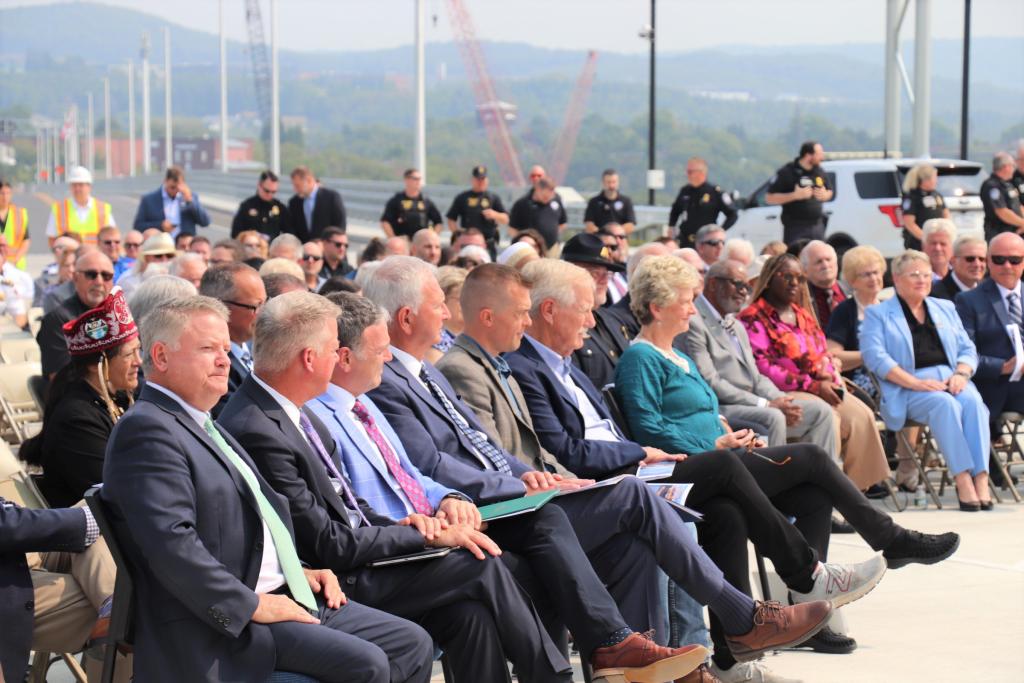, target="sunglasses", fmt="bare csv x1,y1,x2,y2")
712,276,751,293
81,270,114,282
700,239,725,247
991,255,1024,266
959,255,985,263
101,239,121,246
124,242,142,249
148,253,174,261
302,254,323,262
258,185,277,194
329,240,349,248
